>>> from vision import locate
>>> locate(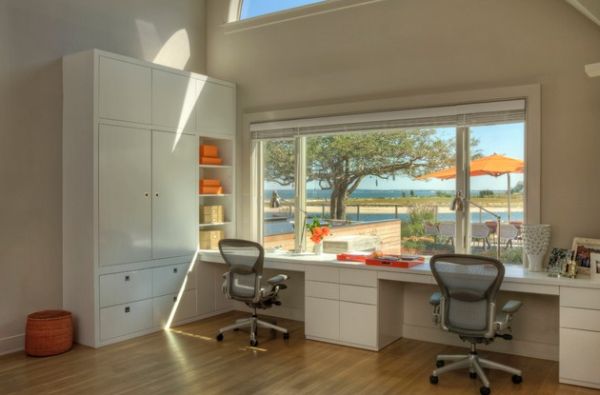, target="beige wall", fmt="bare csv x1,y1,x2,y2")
206,0,600,247
0,0,206,354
